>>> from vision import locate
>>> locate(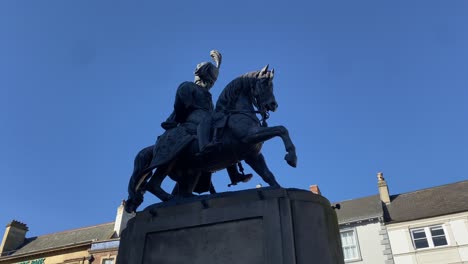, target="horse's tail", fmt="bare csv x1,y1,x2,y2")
125,145,154,213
